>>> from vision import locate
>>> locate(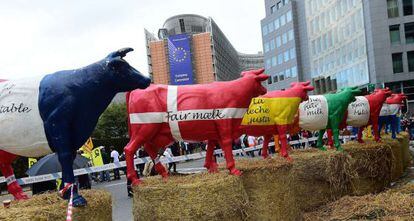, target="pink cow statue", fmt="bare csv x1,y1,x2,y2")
124,69,268,185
